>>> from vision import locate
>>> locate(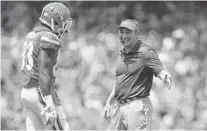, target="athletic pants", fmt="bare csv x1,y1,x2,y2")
109,96,153,130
